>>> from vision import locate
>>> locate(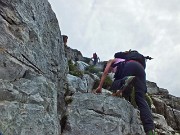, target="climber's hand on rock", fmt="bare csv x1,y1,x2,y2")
93,87,102,94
